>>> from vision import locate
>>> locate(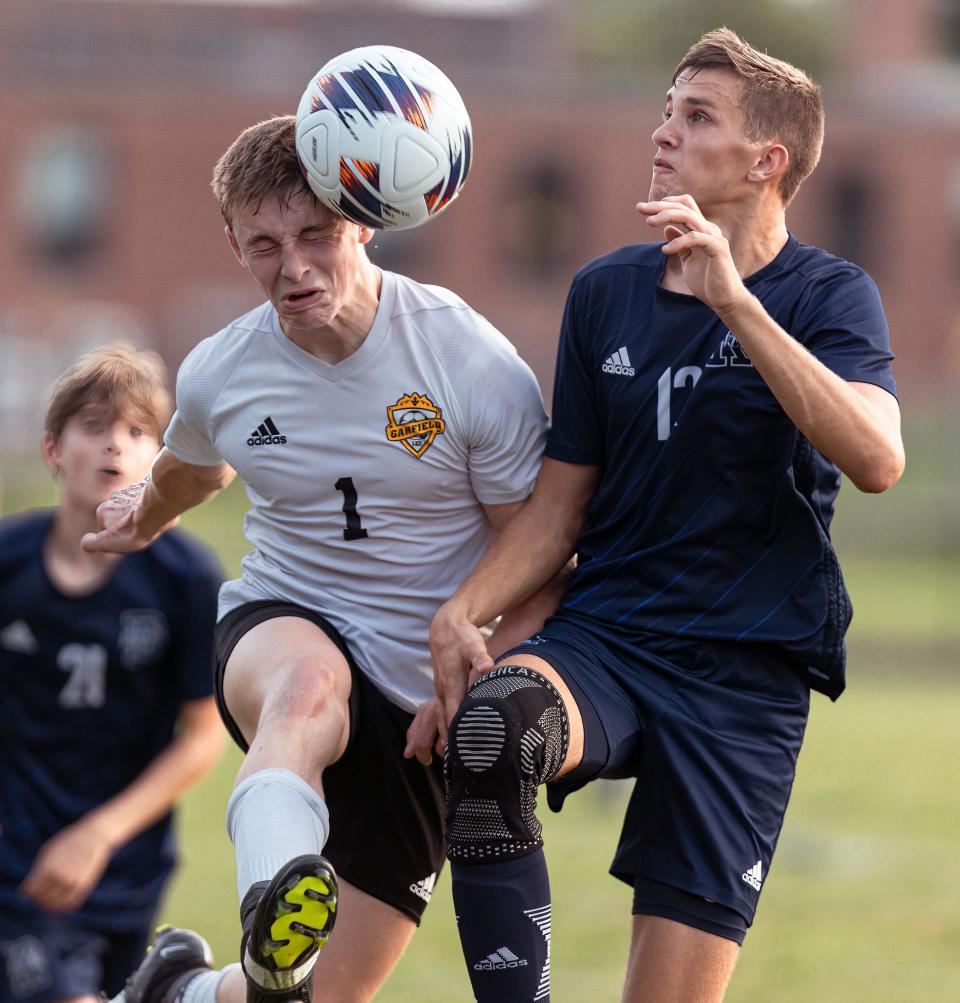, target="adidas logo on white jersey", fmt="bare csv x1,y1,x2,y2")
0,620,38,655
601,347,635,376
247,416,287,446
473,946,528,971
409,872,437,903
741,860,763,891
